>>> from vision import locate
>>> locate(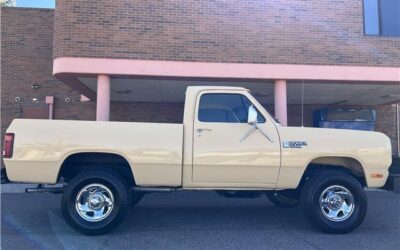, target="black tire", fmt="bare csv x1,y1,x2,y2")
301,170,367,234
61,169,130,235
266,190,300,208
131,192,144,207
